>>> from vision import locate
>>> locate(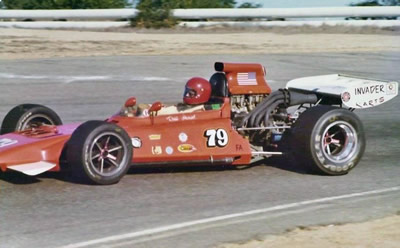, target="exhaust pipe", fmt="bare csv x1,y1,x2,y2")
245,89,318,127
